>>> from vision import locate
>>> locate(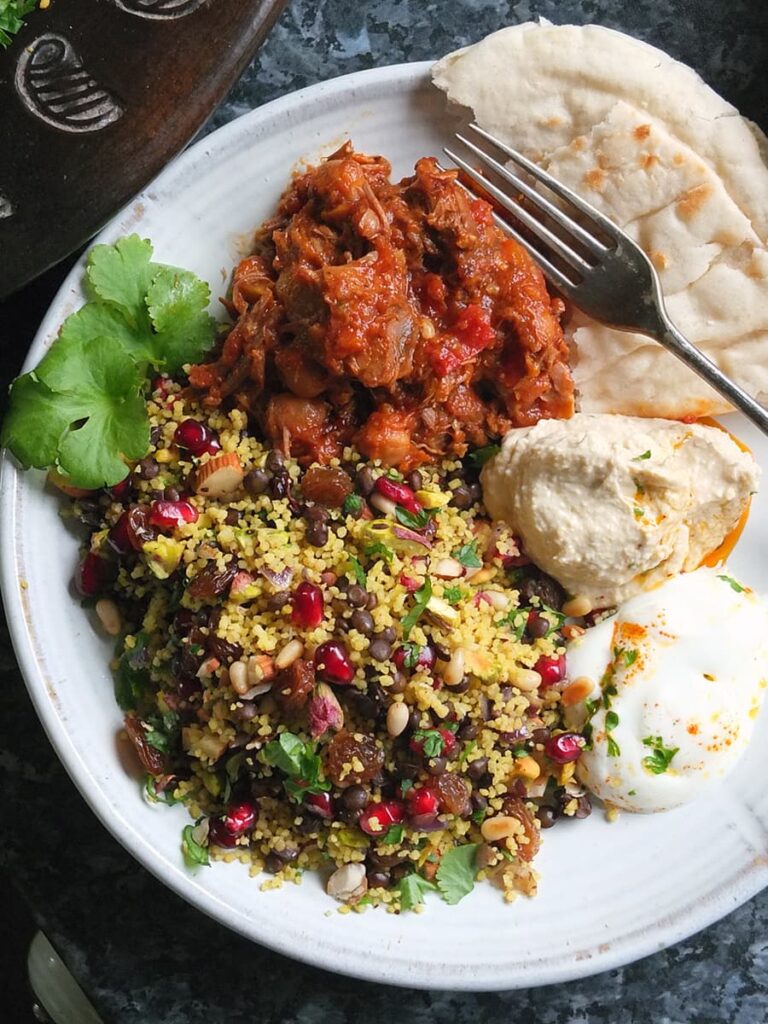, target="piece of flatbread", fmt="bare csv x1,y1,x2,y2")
432,24,768,418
